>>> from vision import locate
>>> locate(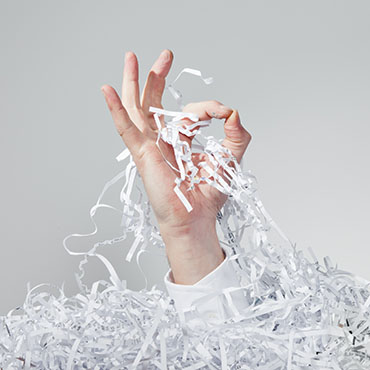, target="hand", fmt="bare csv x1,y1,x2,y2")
101,50,252,284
